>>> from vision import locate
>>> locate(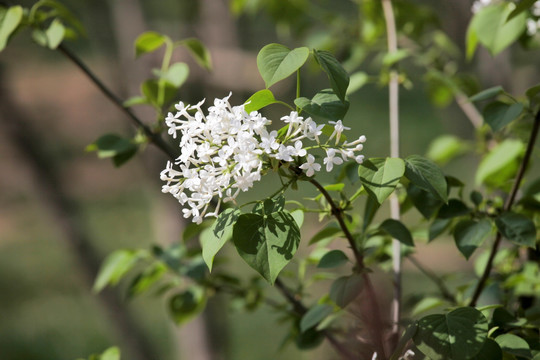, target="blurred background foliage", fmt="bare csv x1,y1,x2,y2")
0,0,539,359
